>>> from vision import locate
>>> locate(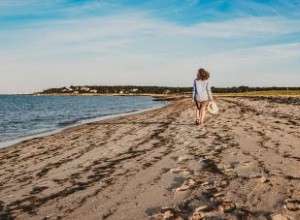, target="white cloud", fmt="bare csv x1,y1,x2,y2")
201,42,300,86
0,12,300,93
